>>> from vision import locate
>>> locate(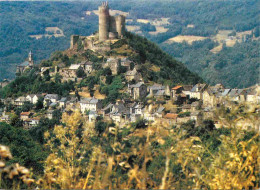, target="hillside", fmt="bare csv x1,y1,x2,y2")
0,32,202,99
